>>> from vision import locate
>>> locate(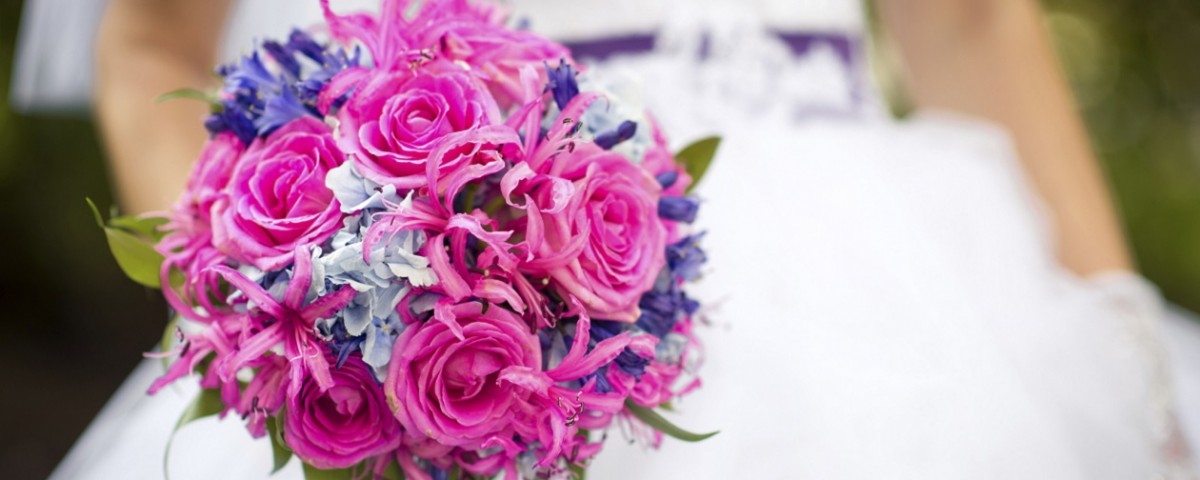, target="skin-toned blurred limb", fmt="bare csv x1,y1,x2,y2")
95,0,234,214
876,0,1133,276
